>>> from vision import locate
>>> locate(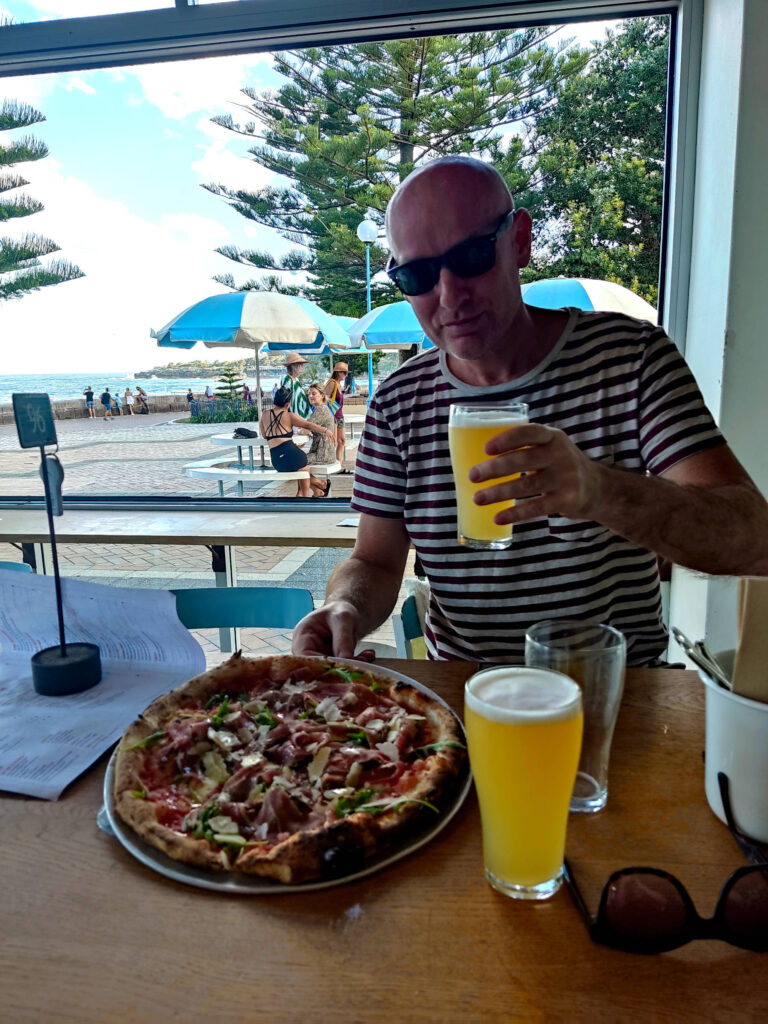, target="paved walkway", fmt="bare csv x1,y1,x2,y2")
1,411,410,656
